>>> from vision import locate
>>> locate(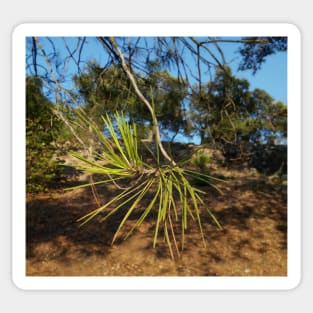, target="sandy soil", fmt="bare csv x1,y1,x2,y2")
26,163,287,277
